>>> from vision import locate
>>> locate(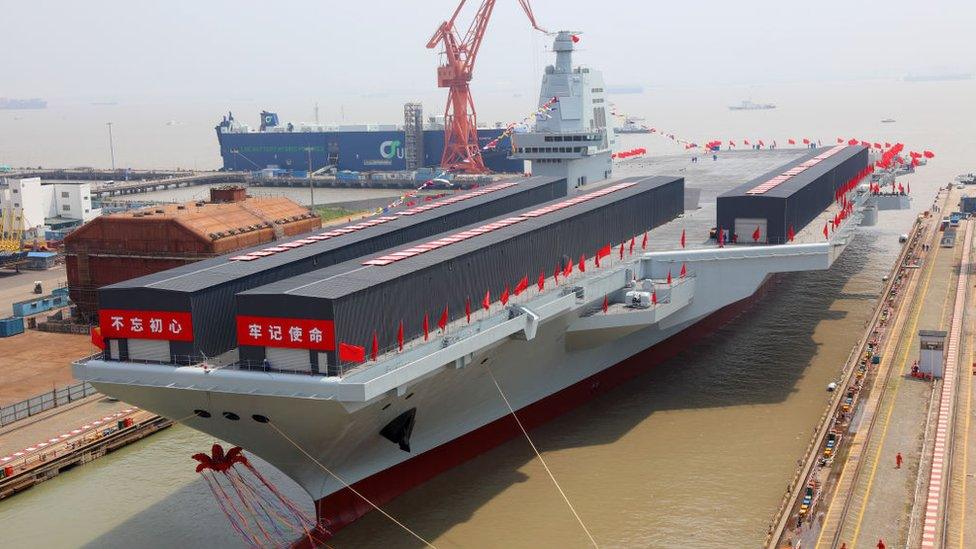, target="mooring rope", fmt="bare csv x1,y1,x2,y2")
267,421,437,548
486,364,600,548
